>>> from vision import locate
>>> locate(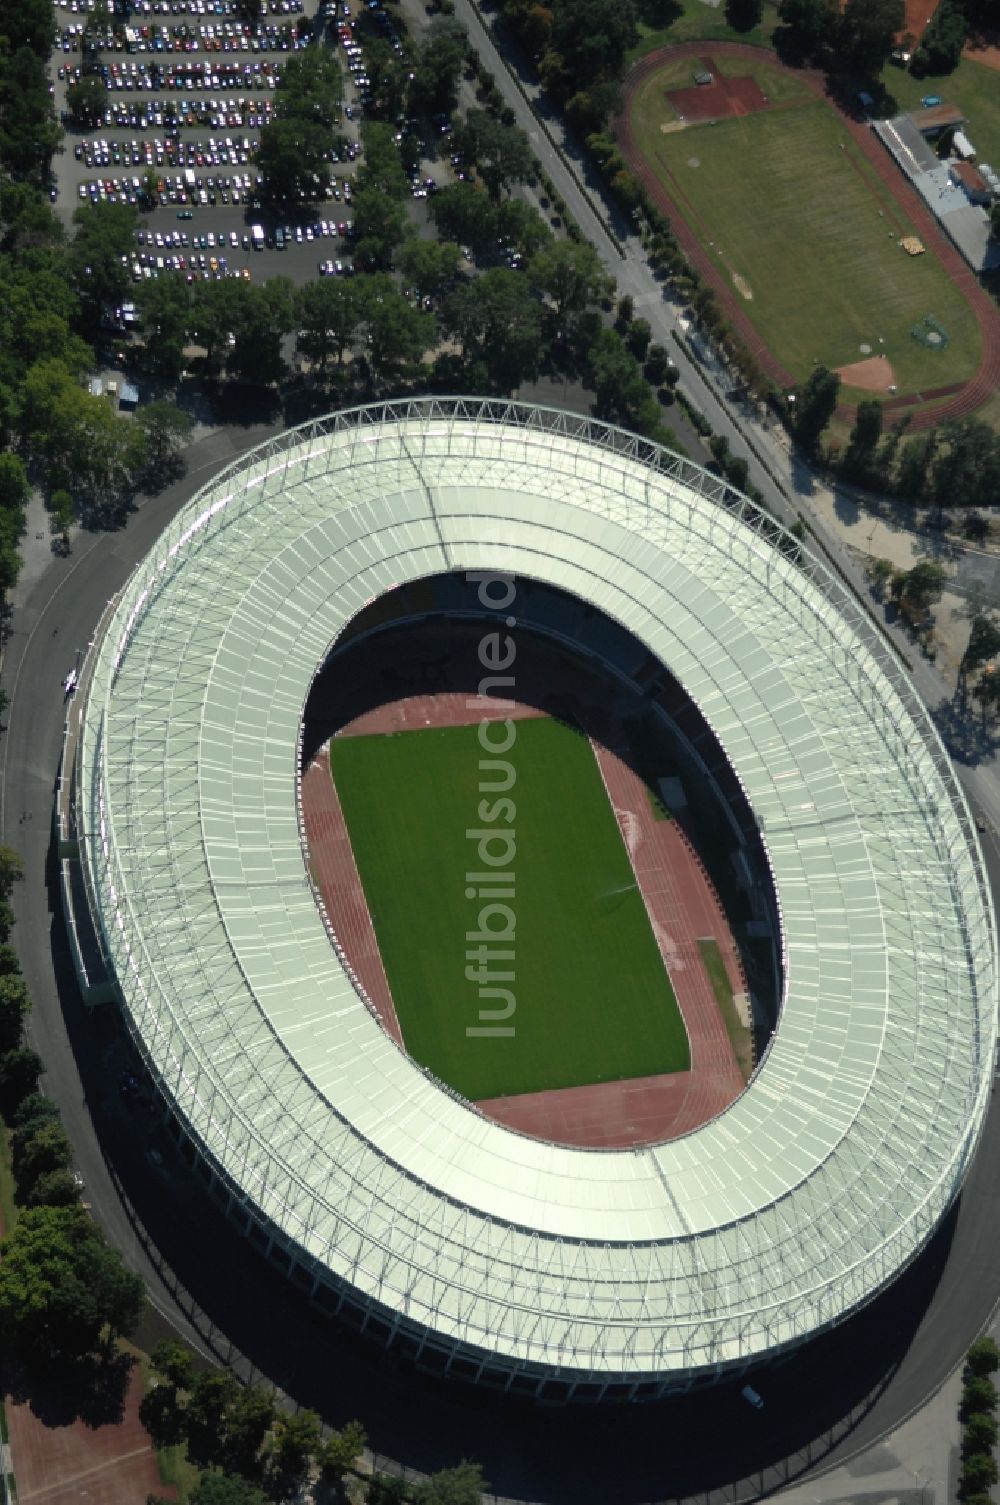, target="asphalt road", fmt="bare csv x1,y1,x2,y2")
4,419,1000,1504
11,5,1000,1499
